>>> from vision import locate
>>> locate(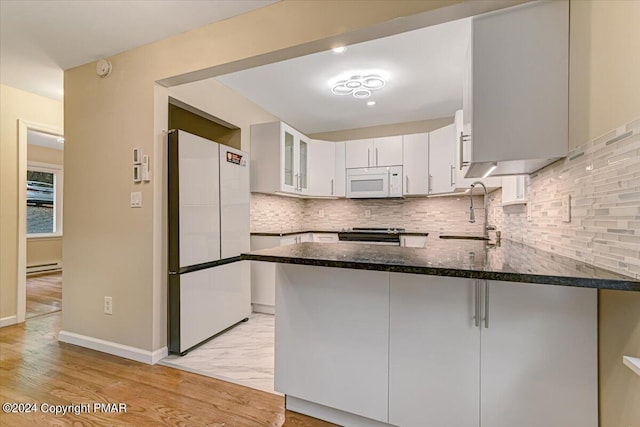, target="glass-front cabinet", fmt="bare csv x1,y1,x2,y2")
280,123,308,194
